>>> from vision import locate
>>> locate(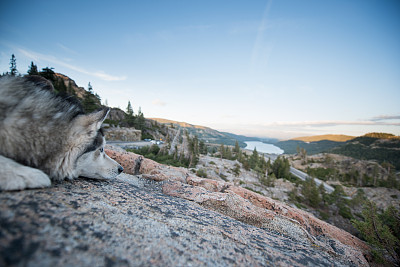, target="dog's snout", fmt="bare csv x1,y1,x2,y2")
118,165,124,174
